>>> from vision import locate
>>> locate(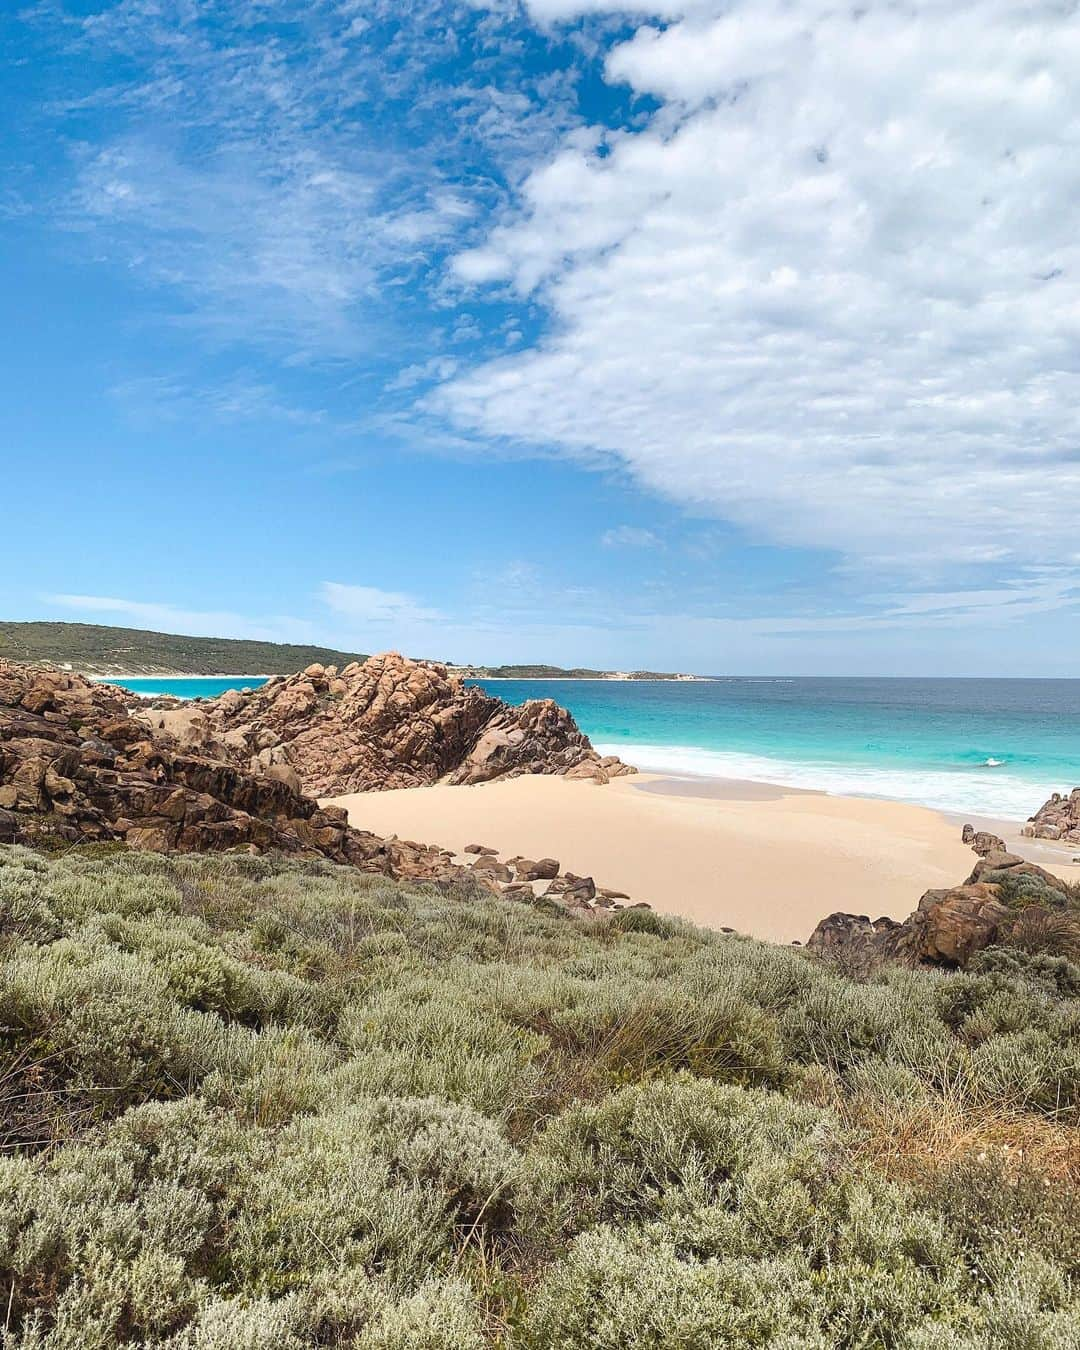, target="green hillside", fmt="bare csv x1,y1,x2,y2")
0,621,367,675
1,844,1077,1347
